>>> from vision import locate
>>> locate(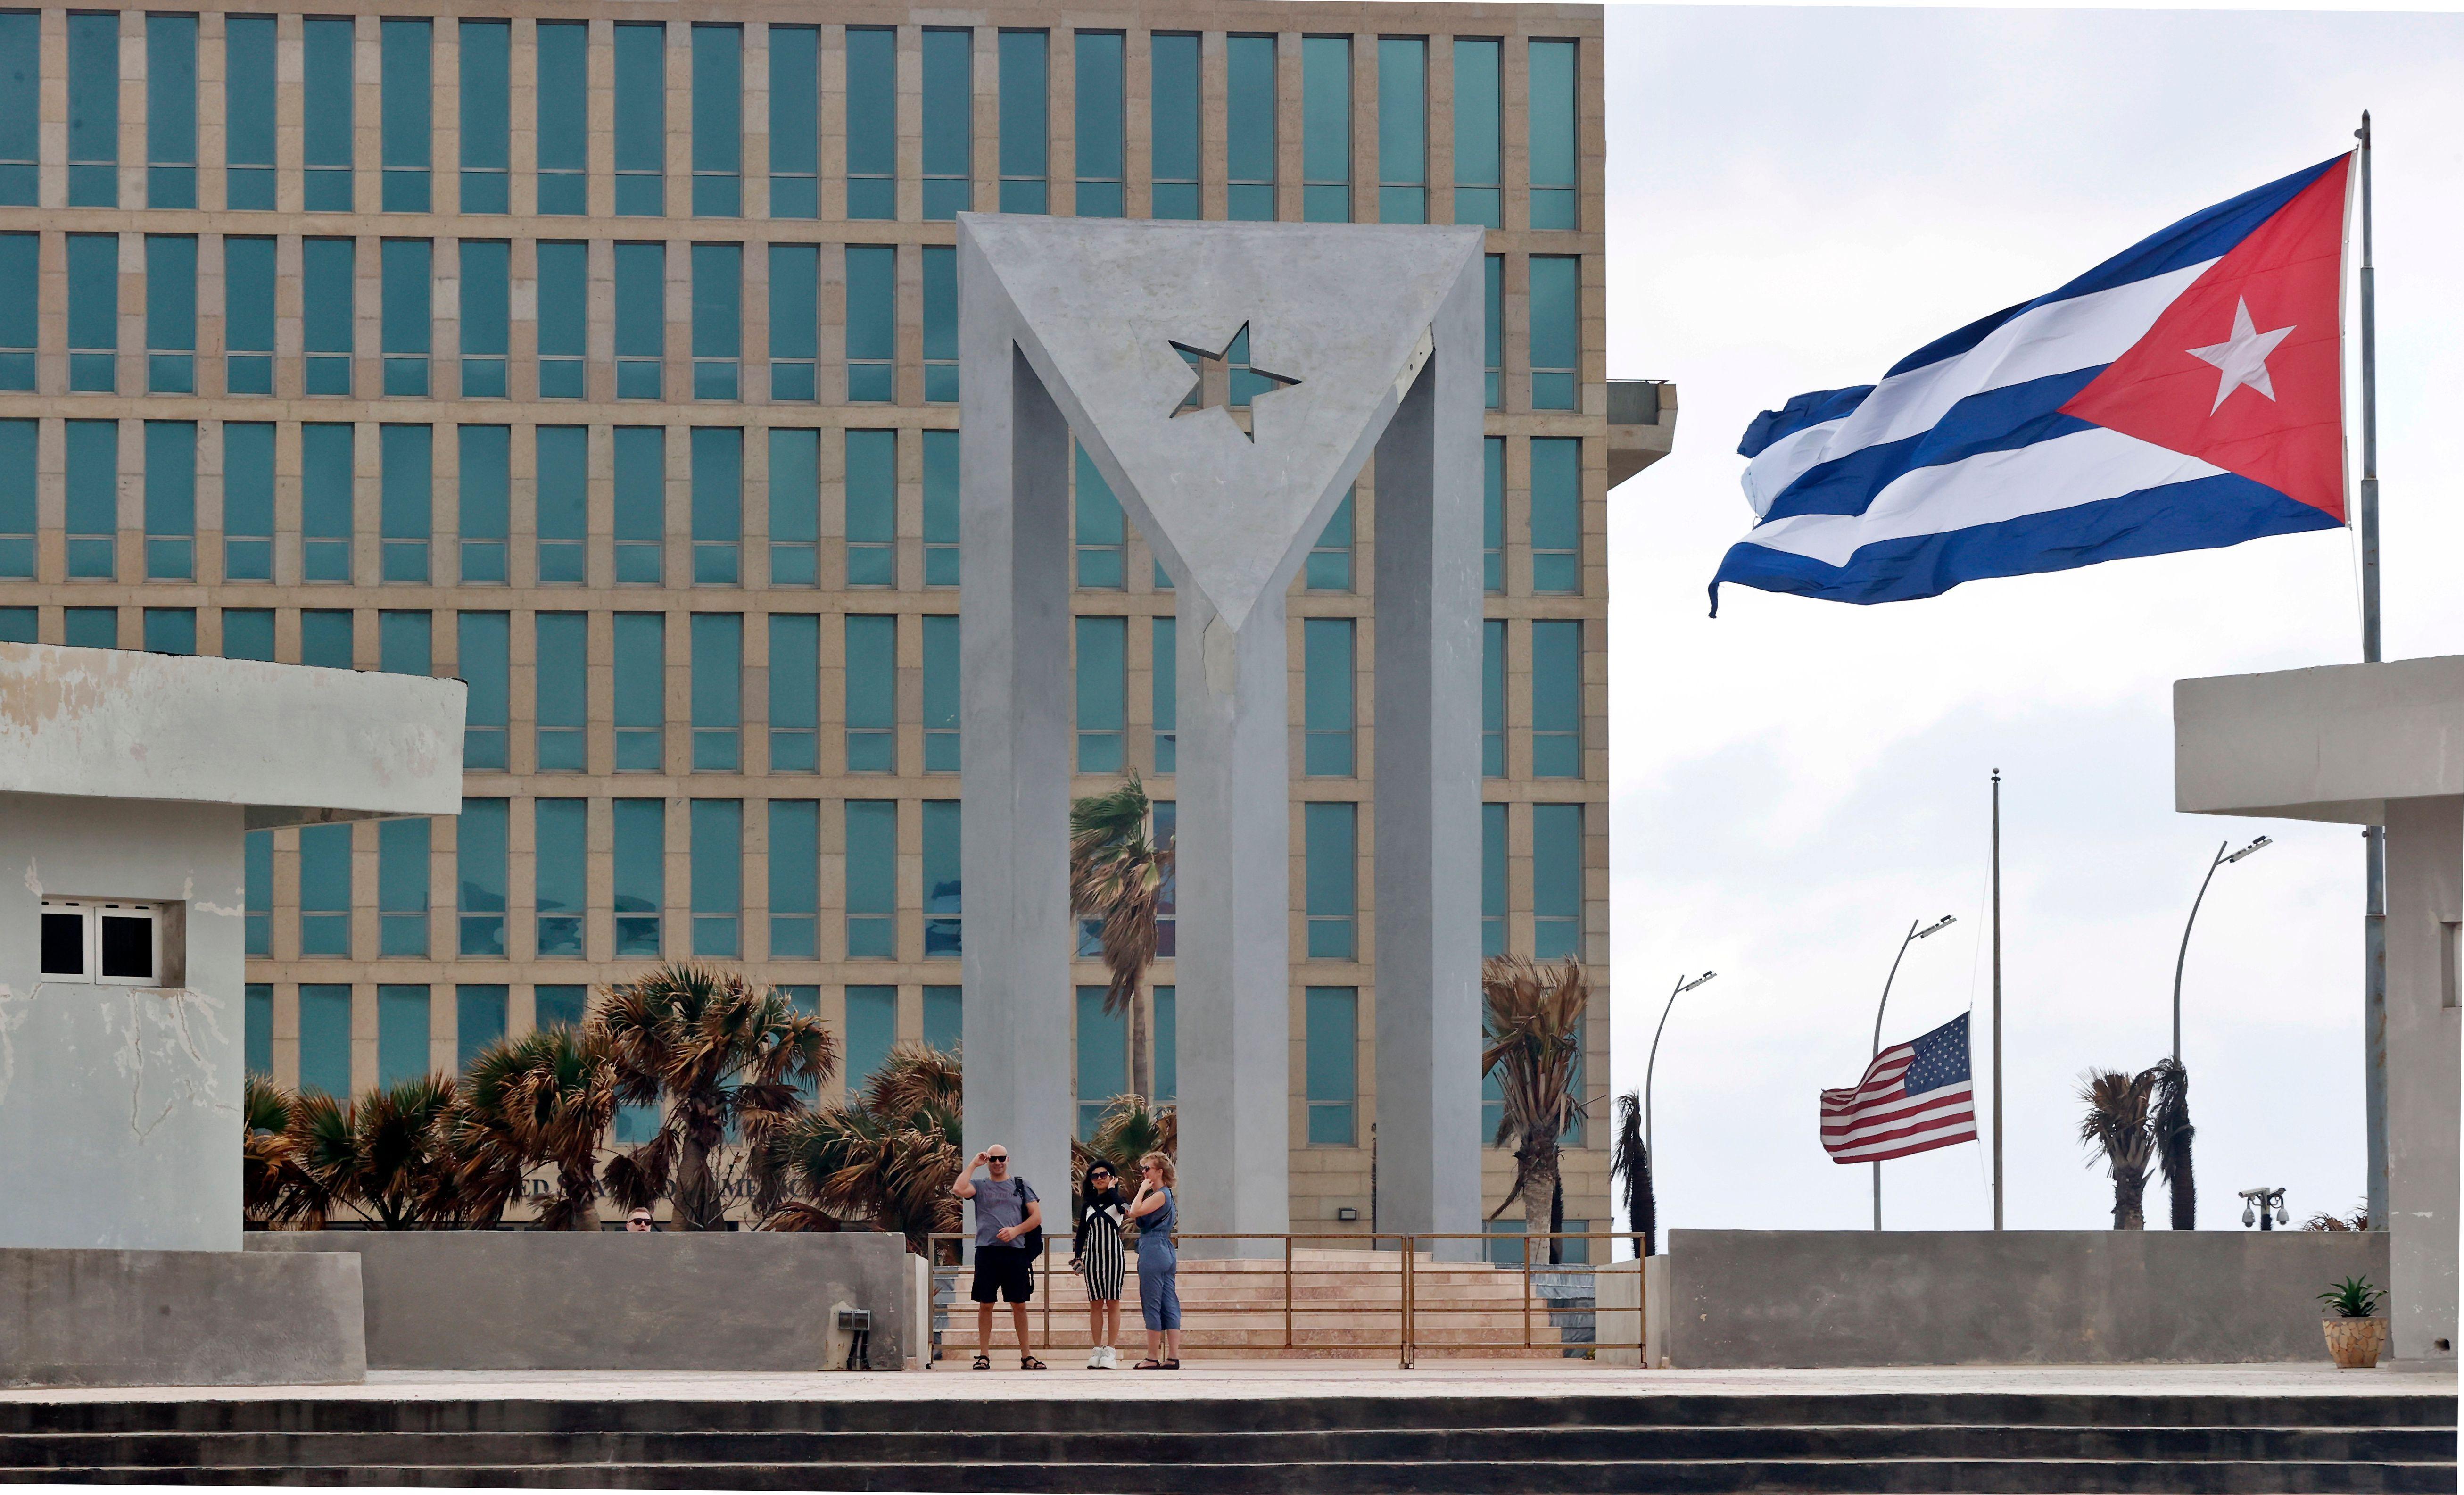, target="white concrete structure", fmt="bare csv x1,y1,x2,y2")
0,642,464,1253
957,216,1487,1253
2175,655,2462,1370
